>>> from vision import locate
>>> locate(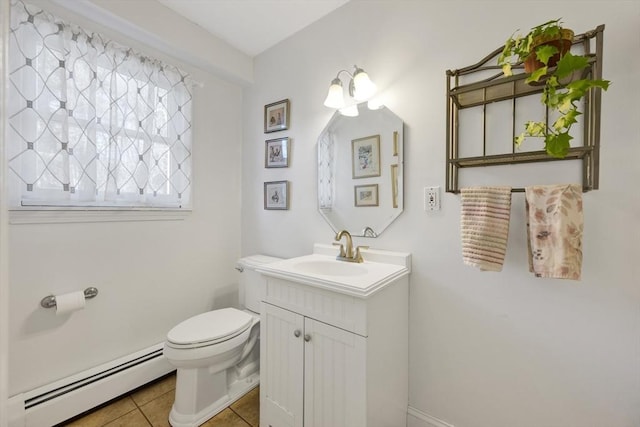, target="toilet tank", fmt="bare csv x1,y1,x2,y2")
237,255,283,313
